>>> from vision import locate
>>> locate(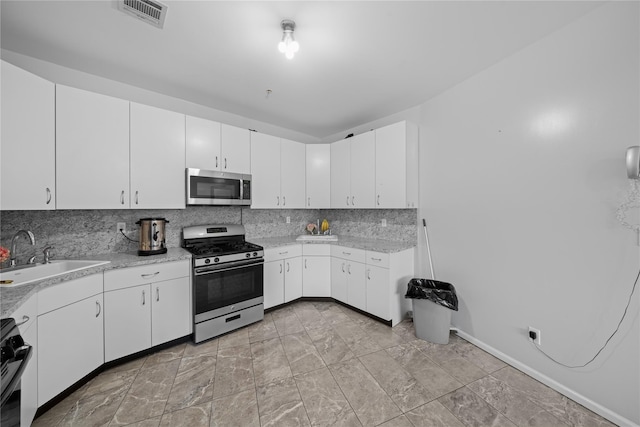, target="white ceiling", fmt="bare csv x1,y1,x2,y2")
1,1,603,142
